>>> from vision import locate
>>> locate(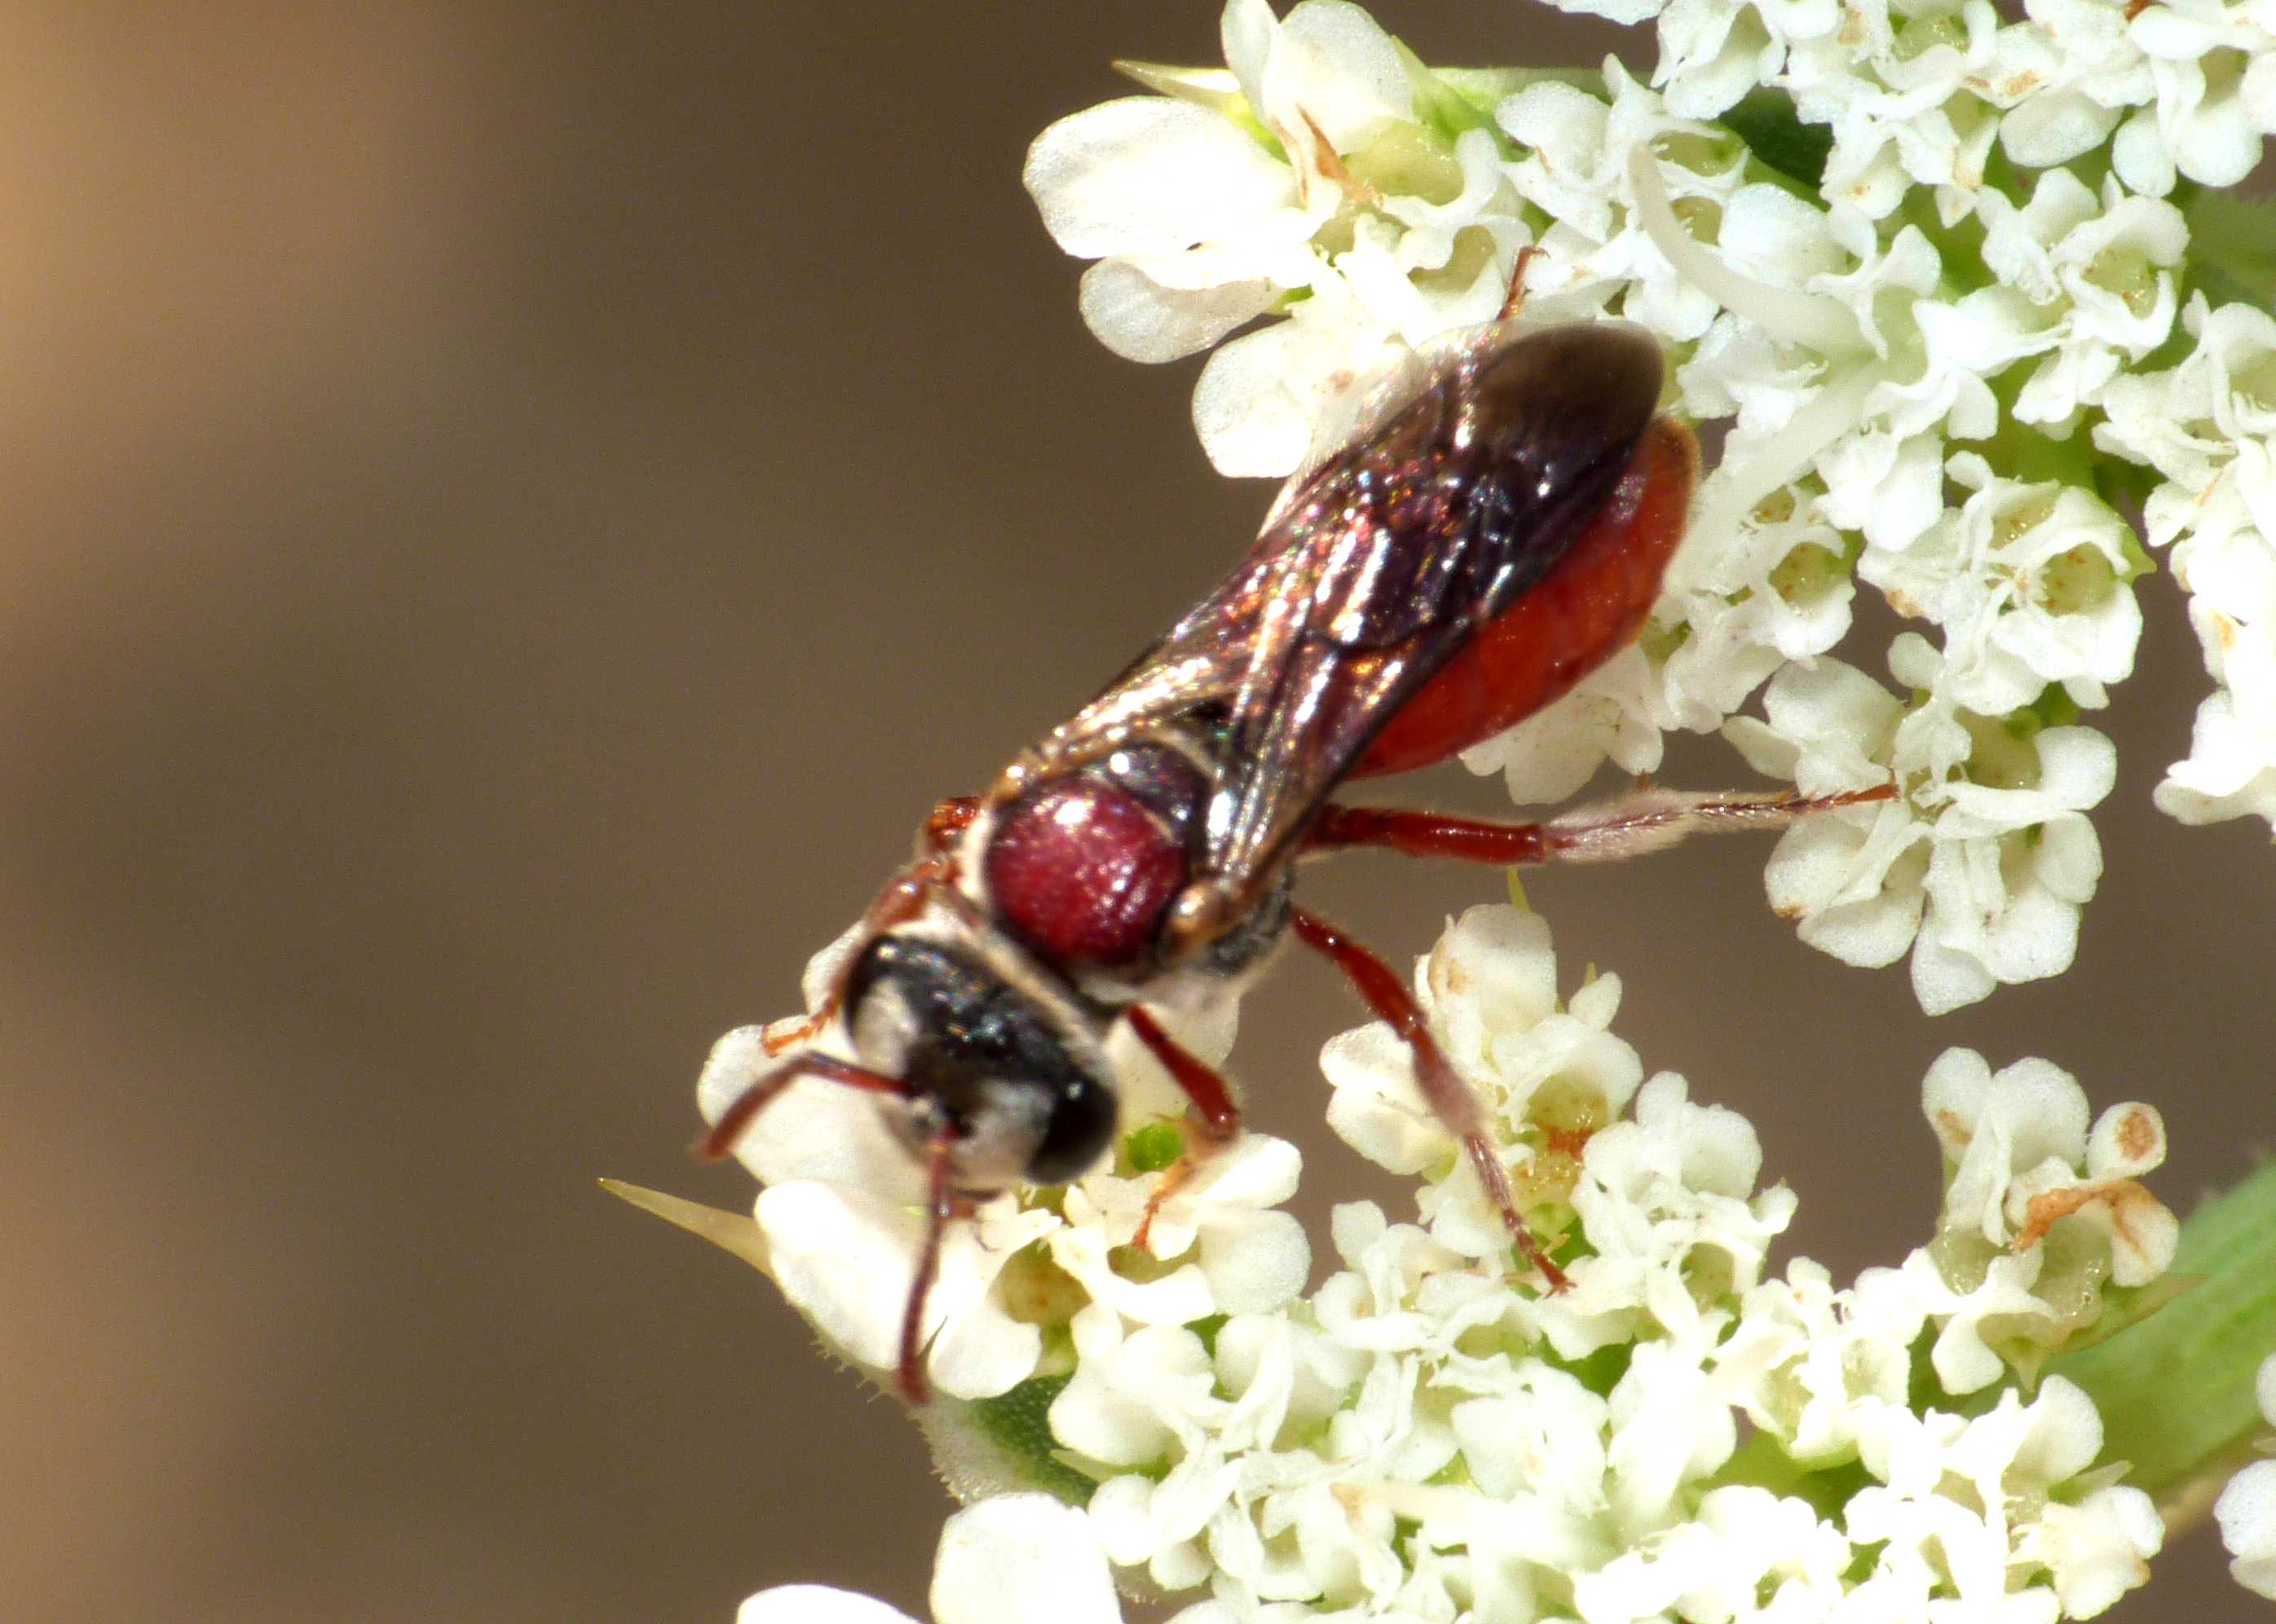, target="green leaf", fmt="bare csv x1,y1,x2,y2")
2052,1158,2276,1500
